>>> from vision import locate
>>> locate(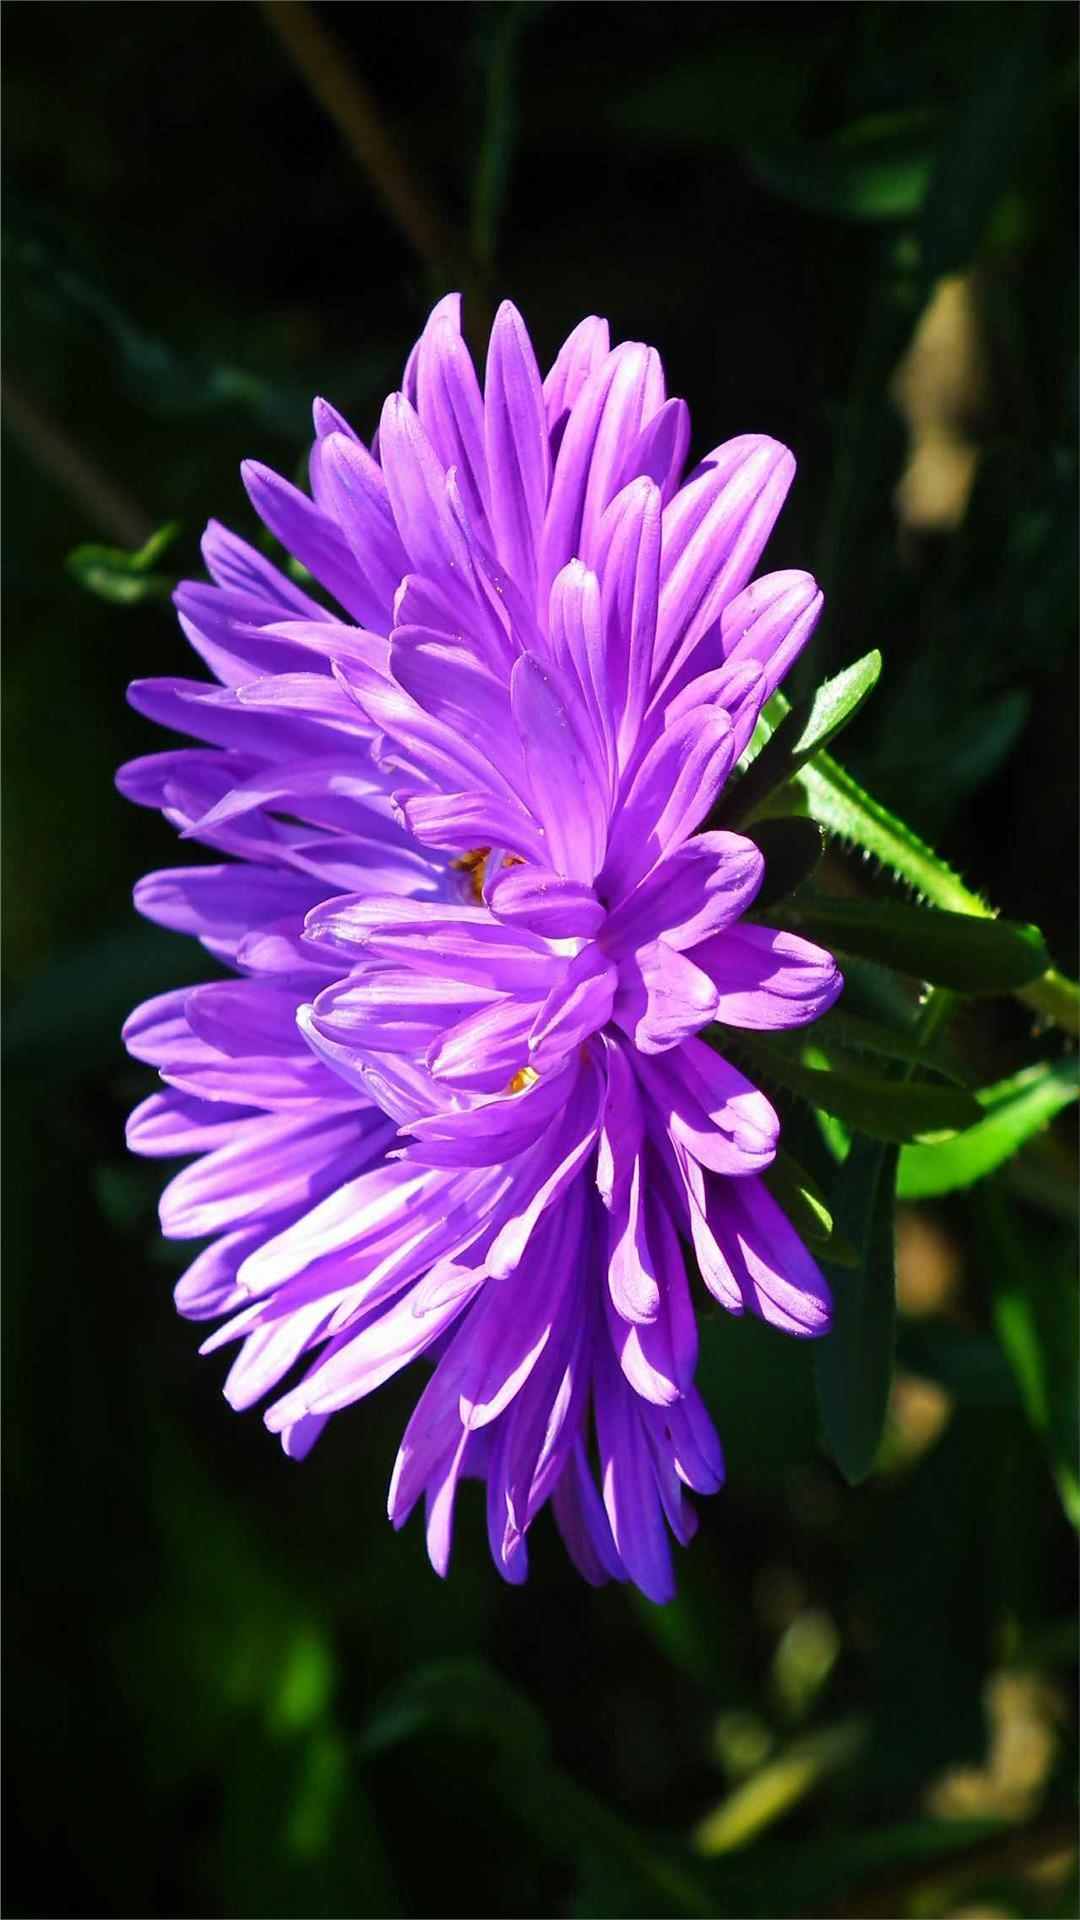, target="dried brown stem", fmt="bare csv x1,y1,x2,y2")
2,378,153,547
260,0,484,320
